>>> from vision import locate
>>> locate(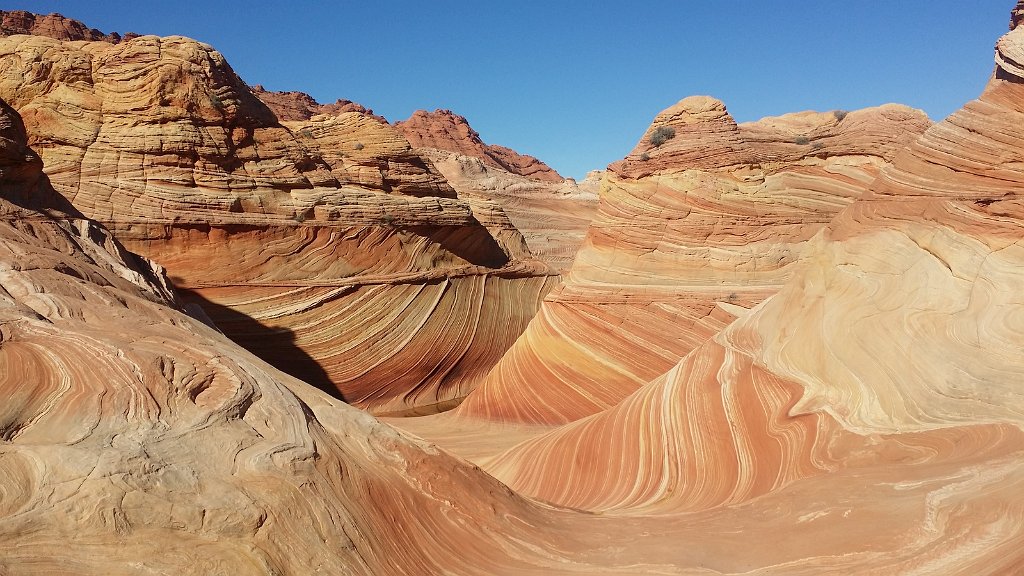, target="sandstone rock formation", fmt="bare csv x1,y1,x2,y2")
0,30,555,414
250,84,384,122
5,4,1024,575
0,10,135,43
396,110,598,271
399,8,1024,573
427,98,930,435
0,99,691,575
396,109,563,181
